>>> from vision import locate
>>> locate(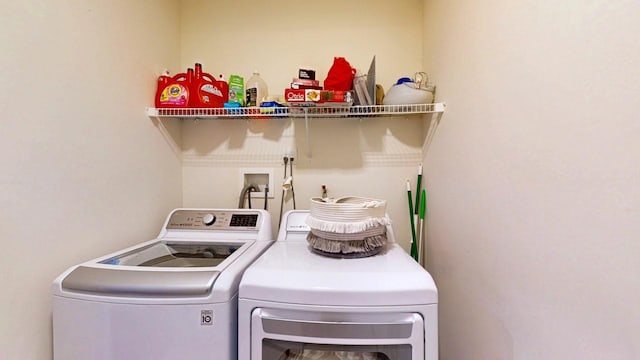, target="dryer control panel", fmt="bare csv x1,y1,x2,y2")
166,210,260,230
